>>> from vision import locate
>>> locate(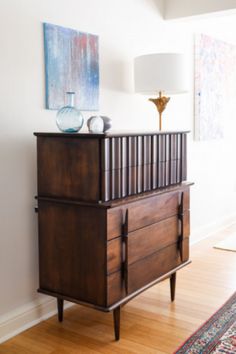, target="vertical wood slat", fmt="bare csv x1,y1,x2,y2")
121,137,127,168
147,136,152,190
101,139,108,201
120,138,124,197
152,134,158,190
150,135,154,189
102,132,188,201
111,139,115,199
126,137,130,197
134,137,138,193
170,134,174,185
113,169,122,200
164,134,169,187
101,138,110,171
168,134,172,186
130,137,137,195
104,172,110,201
144,135,150,192
175,134,178,184
165,134,170,162
145,136,151,192
177,133,181,159
170,134,177,160
179,133,183,183
112,137,122,170
109,139,113,199
171,161,177,184
176,134,181,183
121,137,126,199
137,137,142,193
182,134,187,181
158,134,165,162
158,162,164,188
142,136,145,192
